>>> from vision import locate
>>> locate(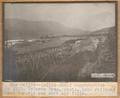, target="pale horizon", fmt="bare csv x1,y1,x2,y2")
4,3,115,31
